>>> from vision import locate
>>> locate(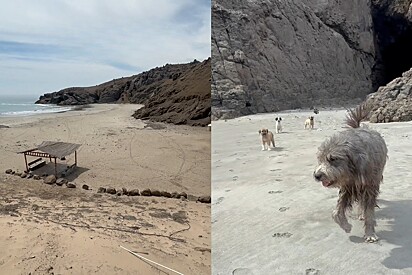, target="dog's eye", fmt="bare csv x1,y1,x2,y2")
328,155,337,162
